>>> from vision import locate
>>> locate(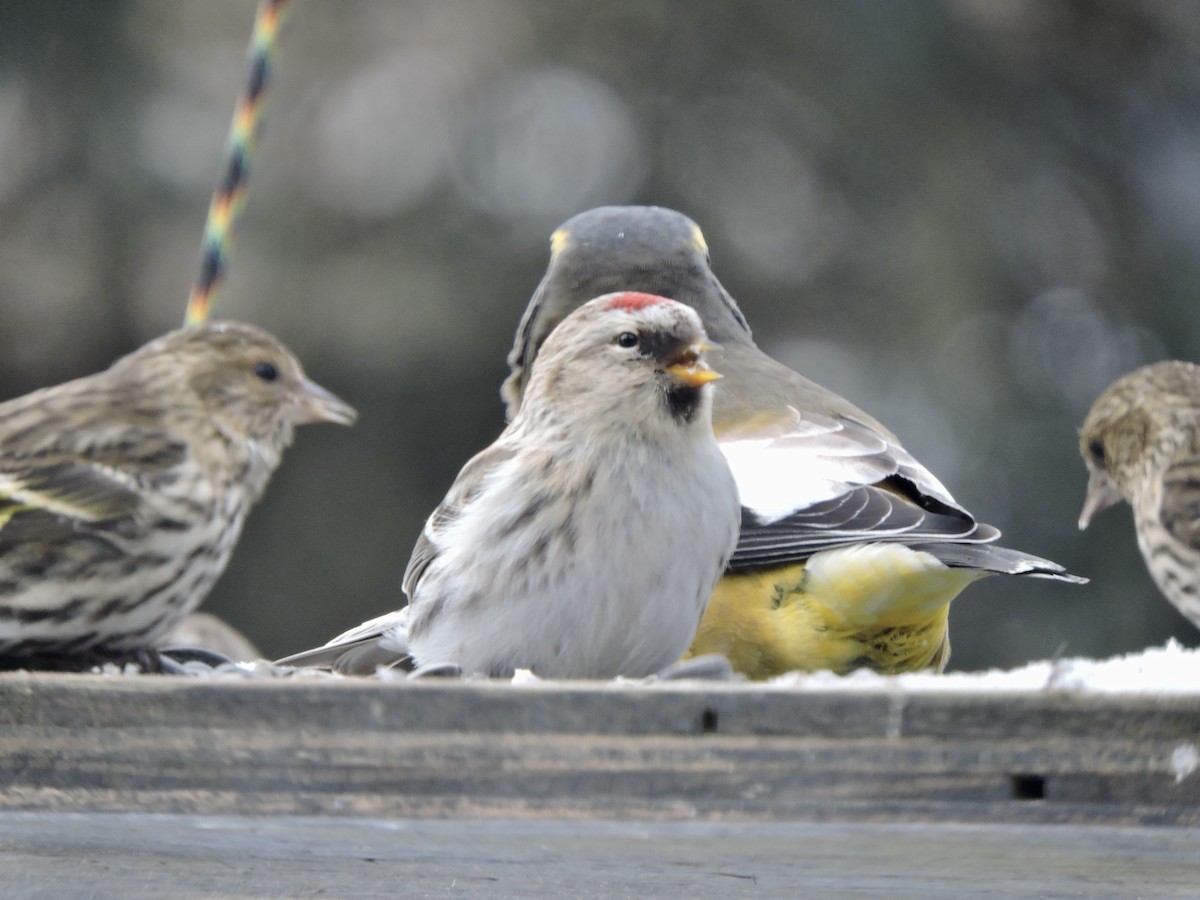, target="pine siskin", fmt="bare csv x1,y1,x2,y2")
0,320,356,670
1079,360,1200,630
280,292,740,678
501,205,1086,678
